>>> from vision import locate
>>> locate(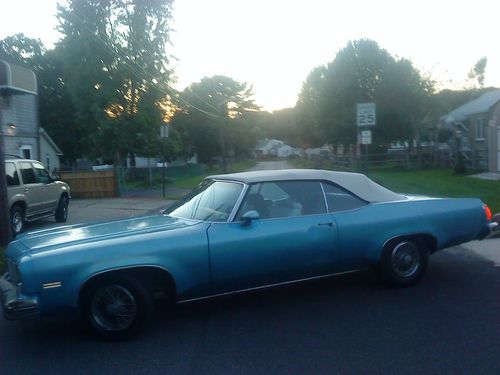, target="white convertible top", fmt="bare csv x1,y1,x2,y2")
207,169,405,203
